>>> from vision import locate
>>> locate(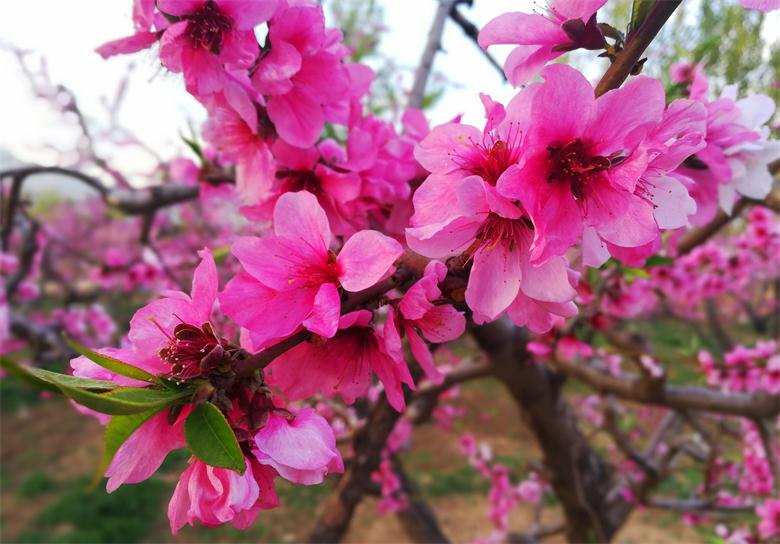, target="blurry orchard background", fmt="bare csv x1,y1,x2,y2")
1,0,779,542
